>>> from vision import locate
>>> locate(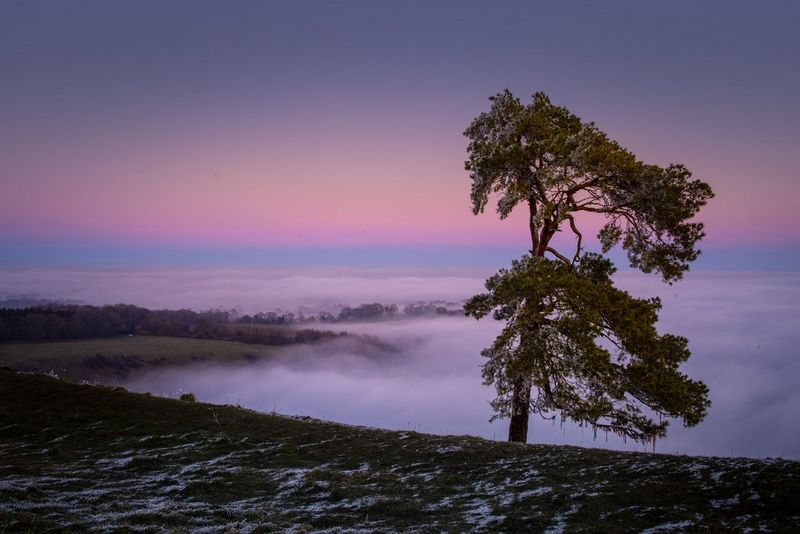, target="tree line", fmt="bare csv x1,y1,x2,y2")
0,304,333,345
236,302,461,325
0,301,461,344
